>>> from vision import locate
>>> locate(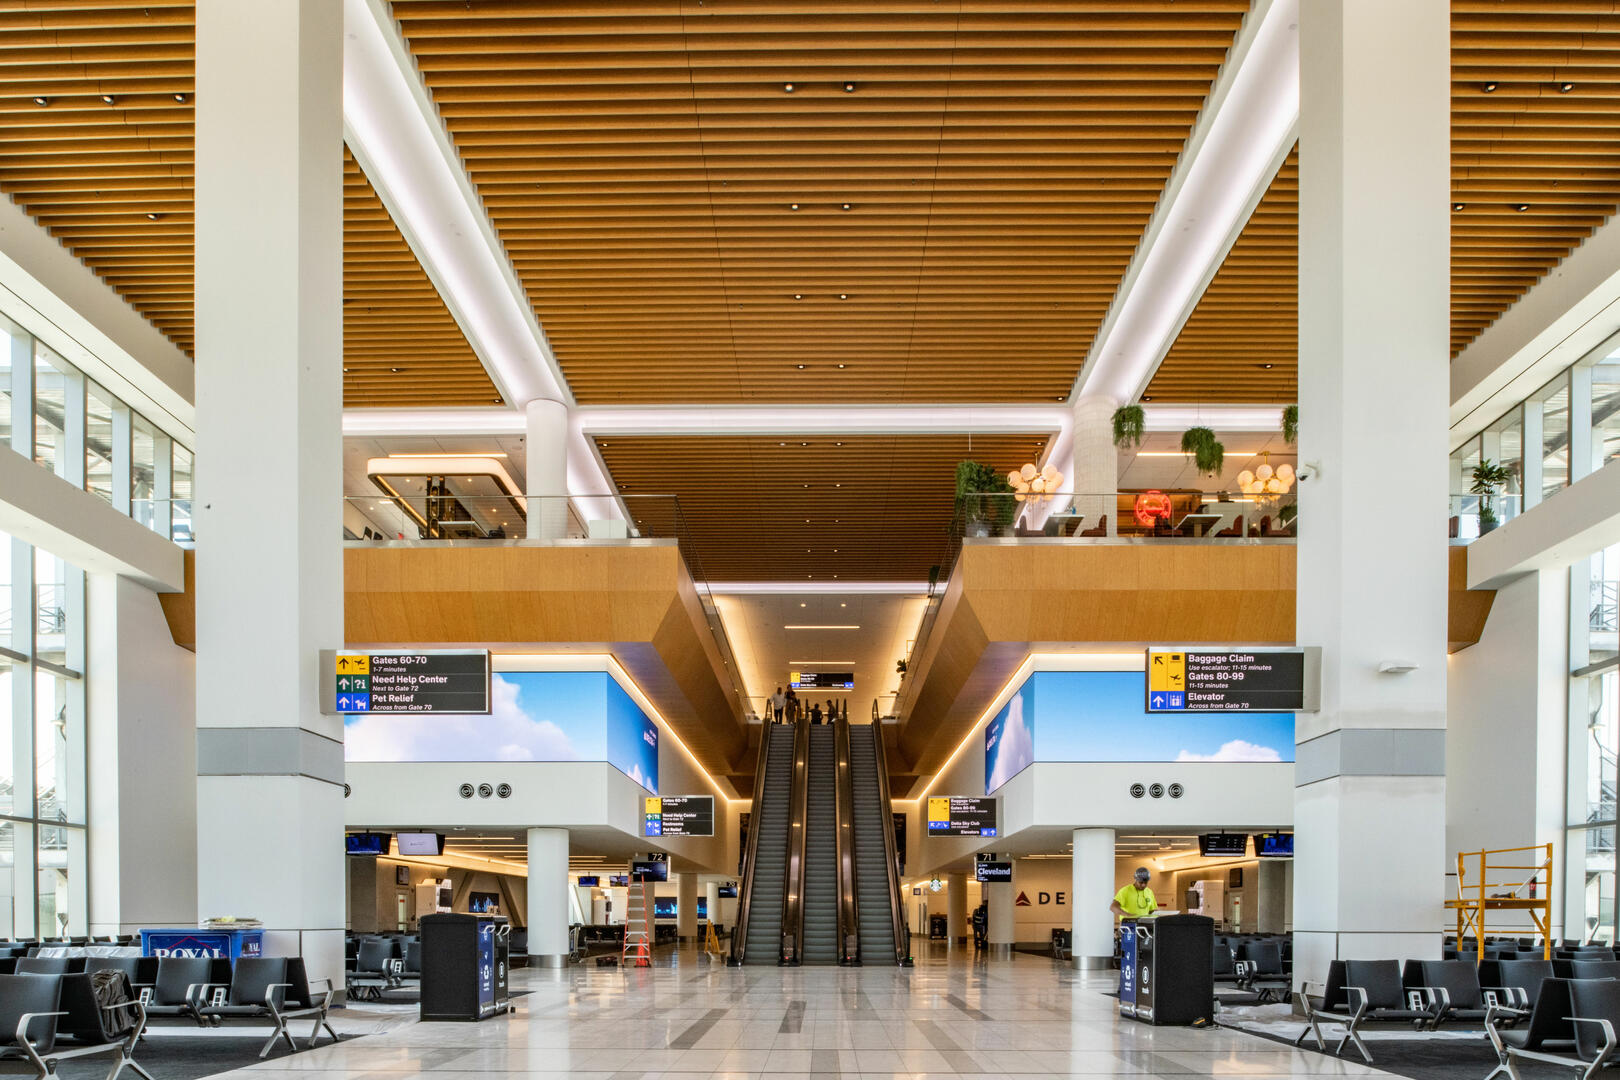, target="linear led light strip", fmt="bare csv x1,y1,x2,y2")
1071,0,1300,406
